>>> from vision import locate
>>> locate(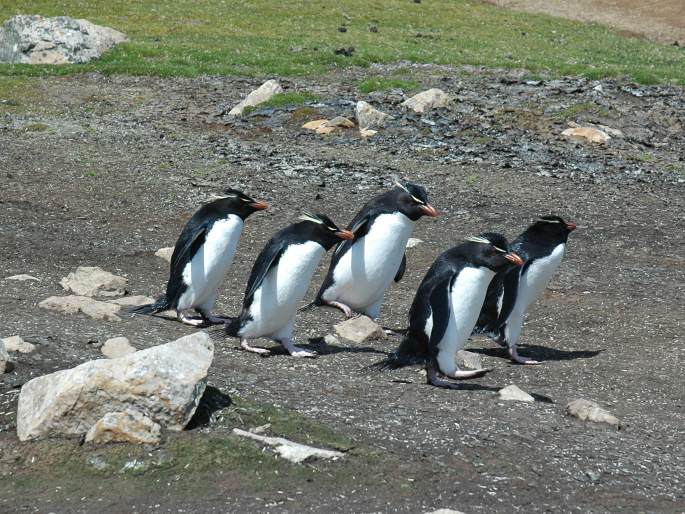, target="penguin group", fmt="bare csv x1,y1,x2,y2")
132,180,576,389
